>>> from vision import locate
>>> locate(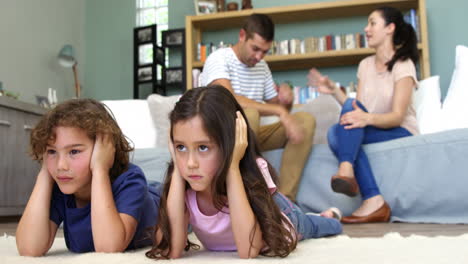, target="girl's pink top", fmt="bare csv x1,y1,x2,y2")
185,158,278,251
